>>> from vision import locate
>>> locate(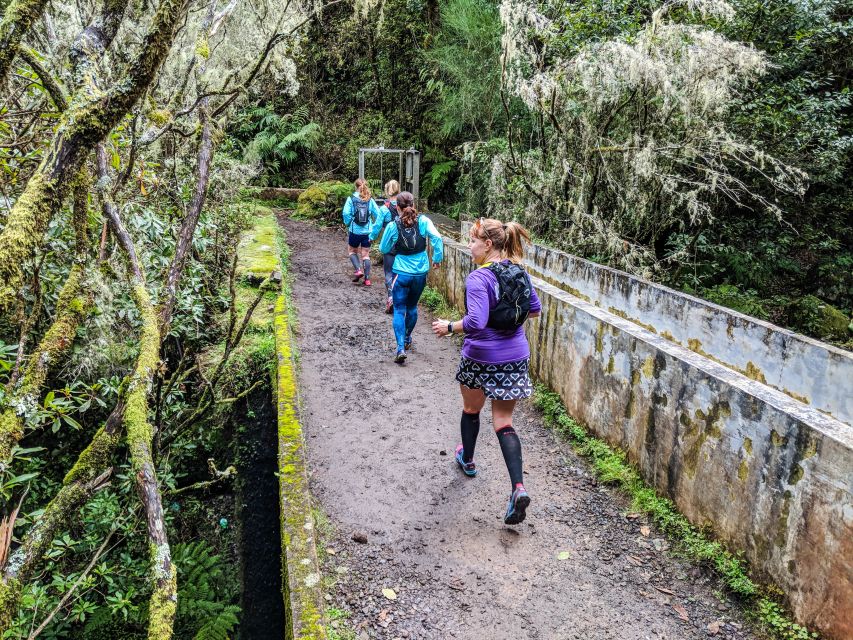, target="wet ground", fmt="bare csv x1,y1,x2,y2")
279,214,758,640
